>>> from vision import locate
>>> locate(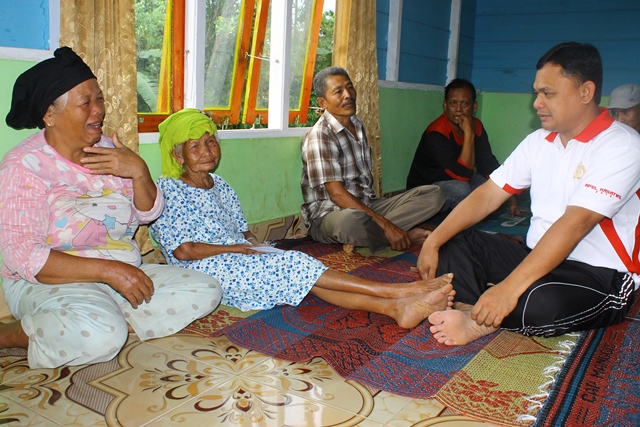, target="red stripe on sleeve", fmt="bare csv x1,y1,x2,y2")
445,169,471,181
502,184,524,195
